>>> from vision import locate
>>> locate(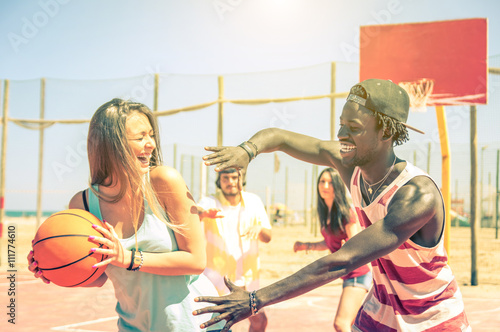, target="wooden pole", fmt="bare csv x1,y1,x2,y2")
266,186,272,224
272,157,275,209
180,154,184,177
453,179,458,227
427,142,431,174
173,143,177,170
304,169,308,226
206,164,210,197
0,80,9,243
435,106,451,259
284,167,288,226
217,76,224,146
36,78,46,229
496,150,499,239
480,147,484,222
311,165,319,236
199,161,206,201
191,155,195,193
310,165,315,234
470,105,478,286
488,172,492,221
314,165,319,236
330,62,336,141
153,73,159,111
